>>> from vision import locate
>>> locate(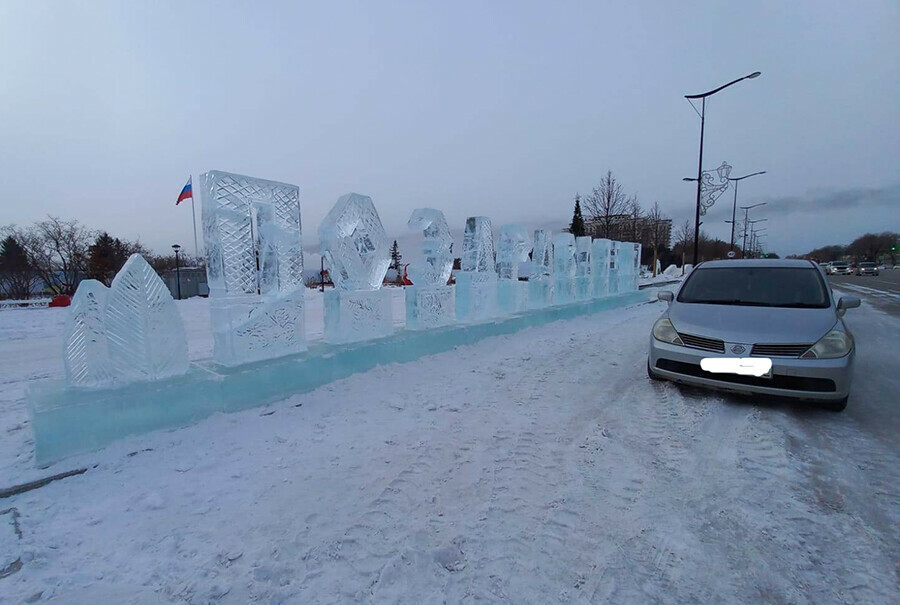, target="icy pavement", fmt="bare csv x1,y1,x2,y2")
1,294,898,603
